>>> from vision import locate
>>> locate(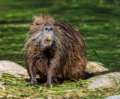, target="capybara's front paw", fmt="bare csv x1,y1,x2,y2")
30,78,38,85
45,82,51,87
